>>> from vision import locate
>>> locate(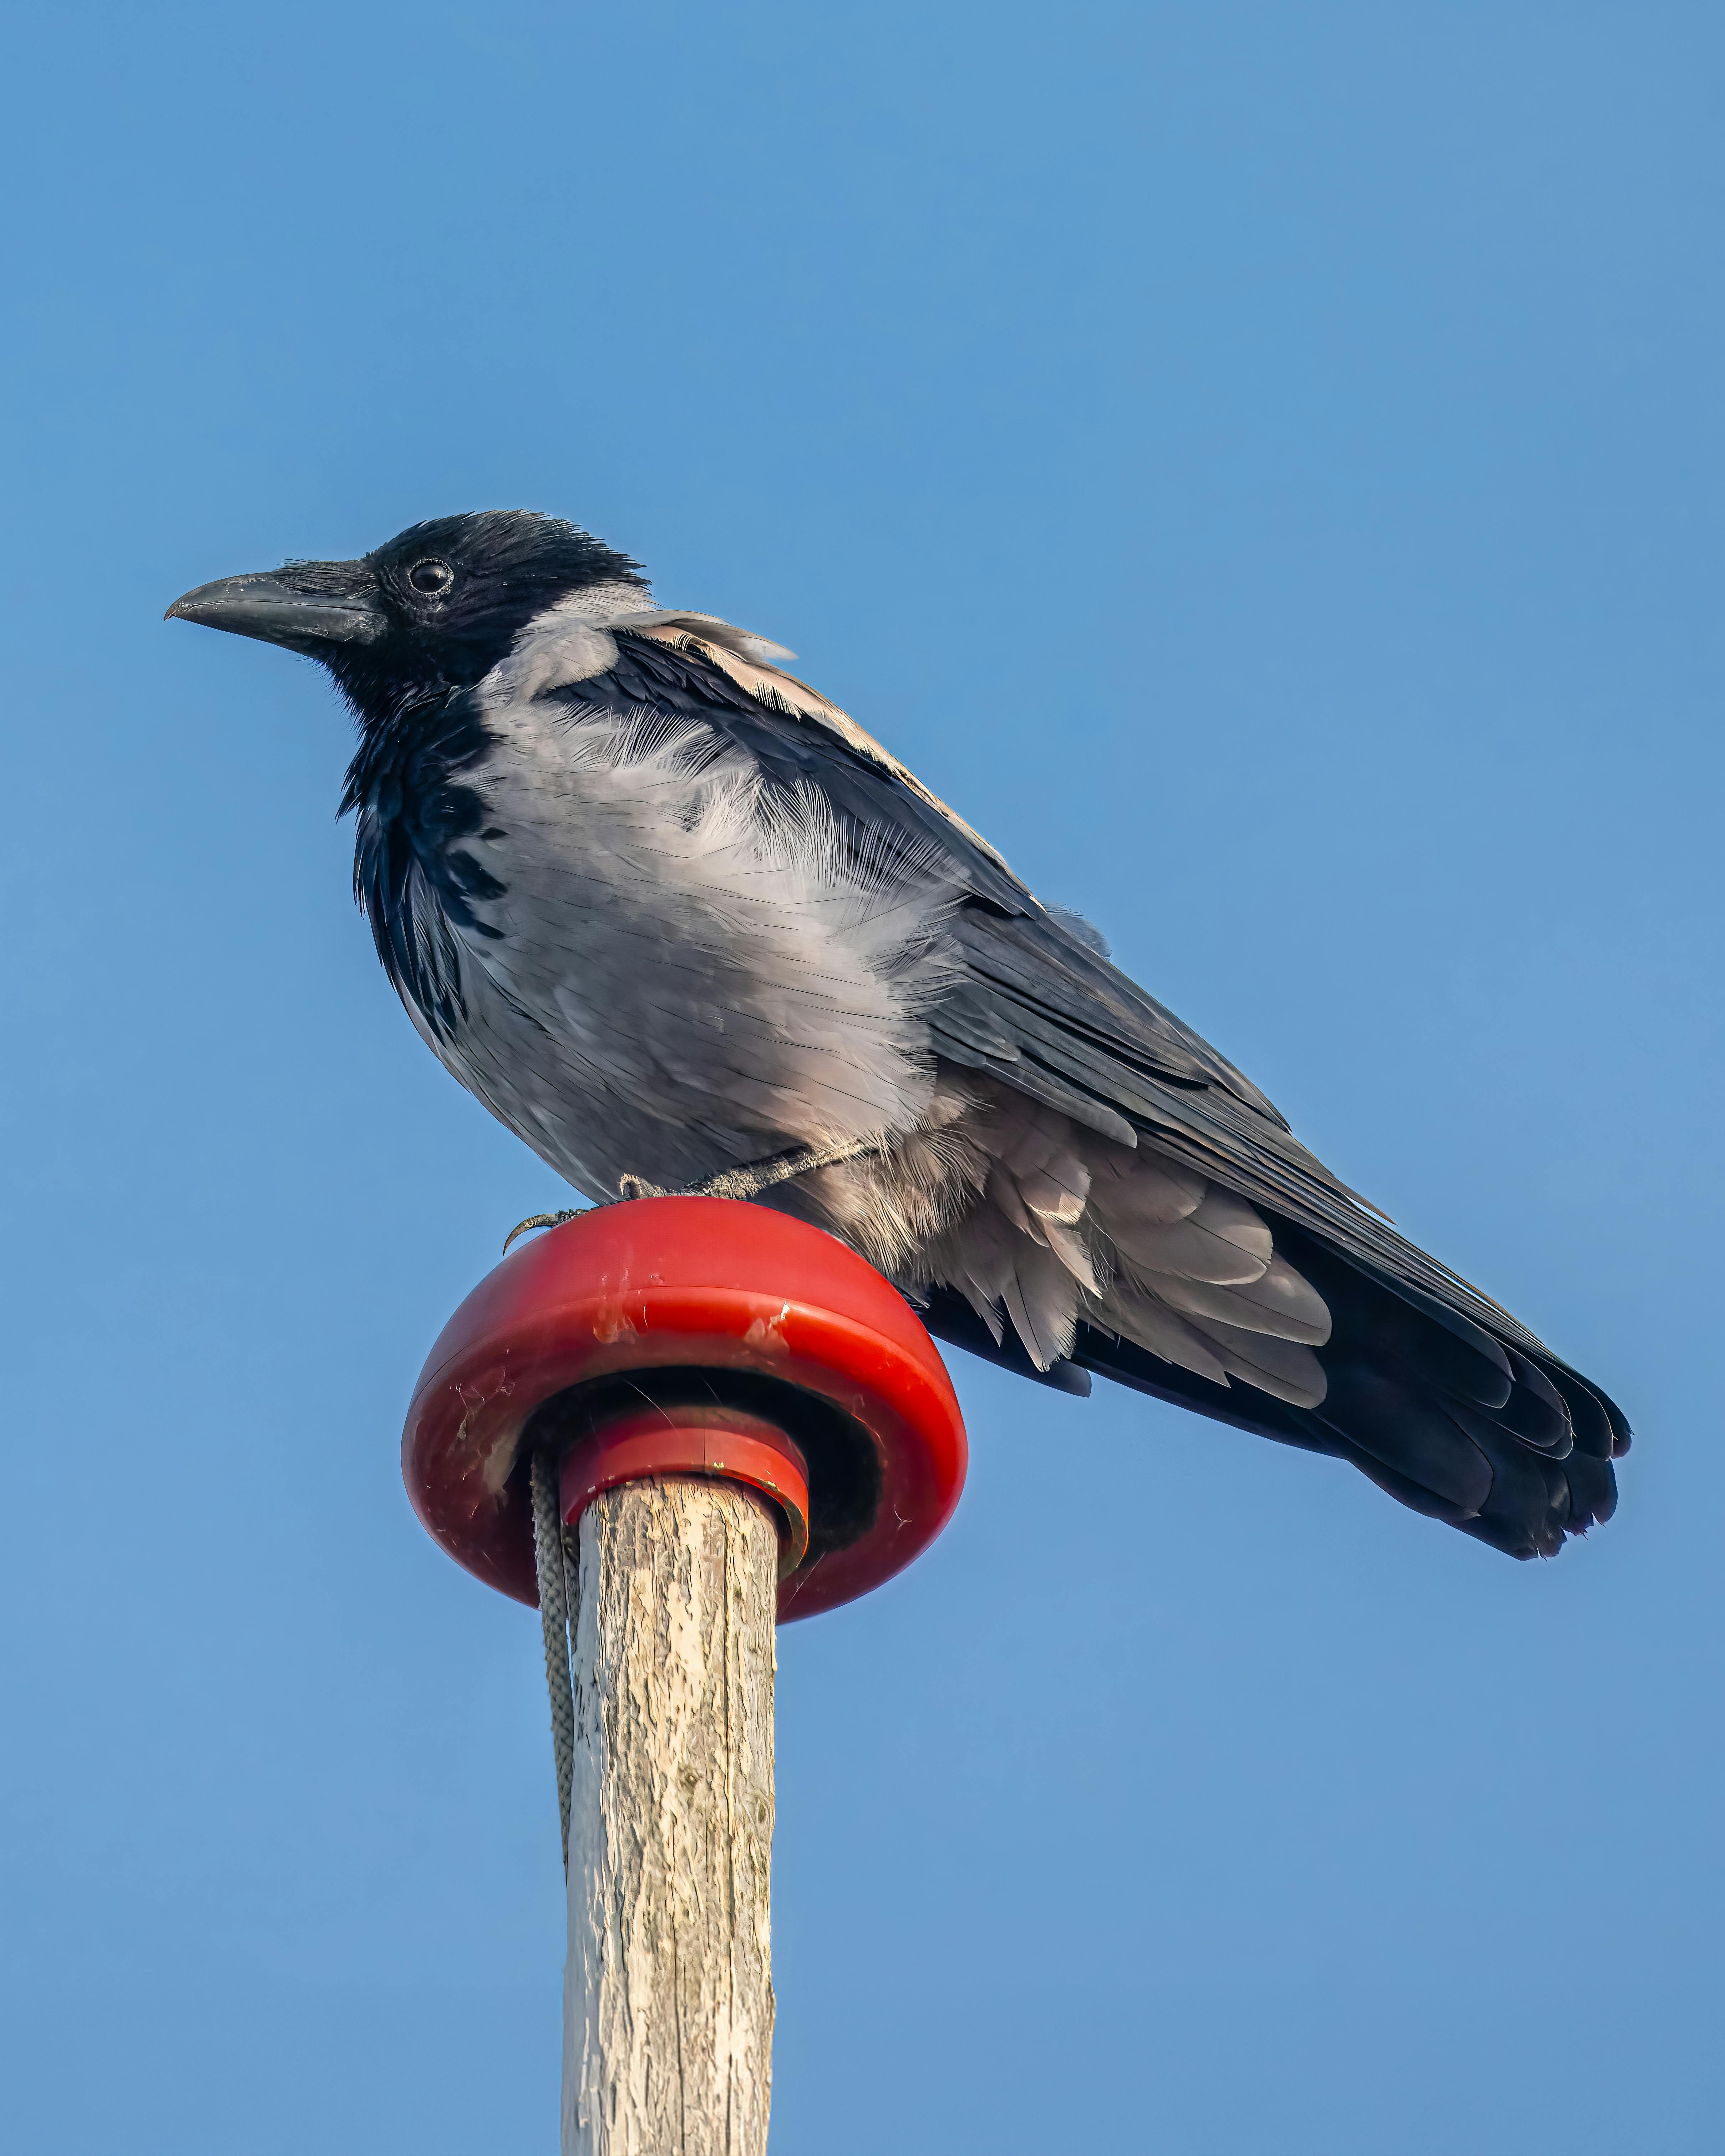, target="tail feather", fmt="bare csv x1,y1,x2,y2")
1542,1367,1619,1461
1499,1350,1574,1455
1312,1361,1495,1512
891,1084,1630,1561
